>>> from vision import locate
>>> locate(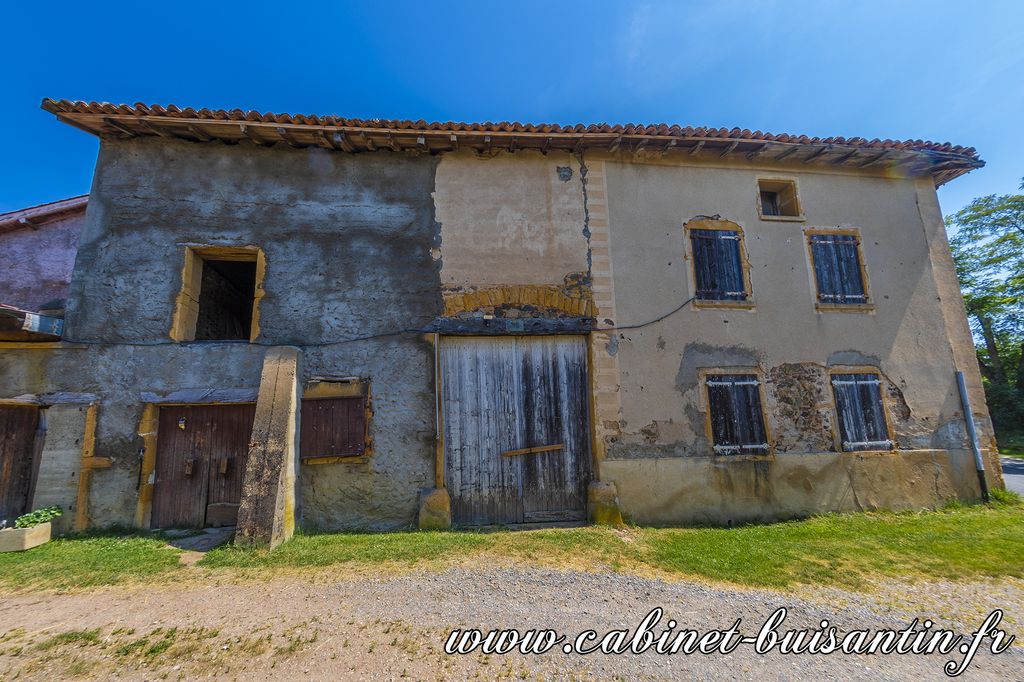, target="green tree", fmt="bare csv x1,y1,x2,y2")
947,178,1024,435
